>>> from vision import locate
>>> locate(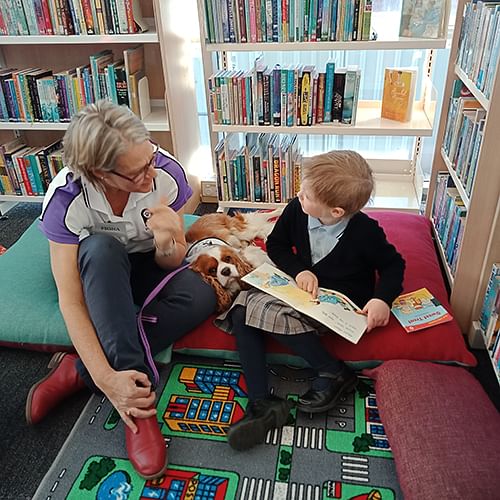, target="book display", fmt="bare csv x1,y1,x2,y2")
197,0,448,212
399,0,448,39
381,68,417,122
426,0,500,366
0,0,201,208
